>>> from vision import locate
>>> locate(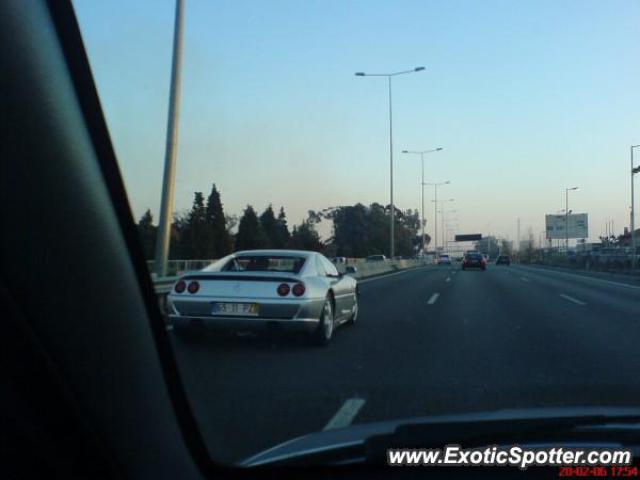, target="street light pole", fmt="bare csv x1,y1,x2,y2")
154,0,185,278
631,145,640,269
388,76,394,259
565,186,578,253
425,181,450,252
356,66,425,259
440,201,455,248
402,148,443,253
